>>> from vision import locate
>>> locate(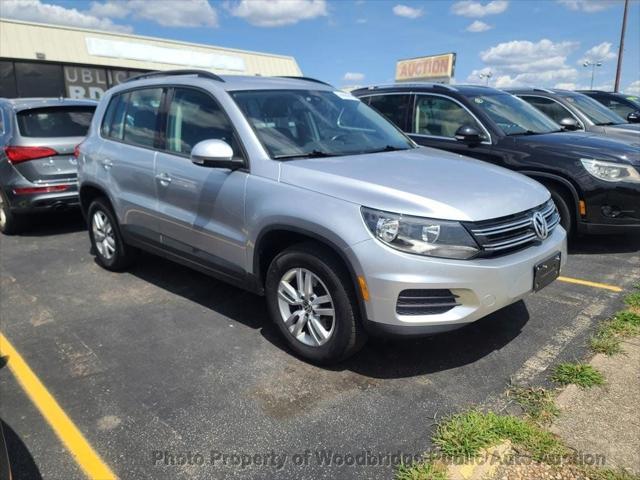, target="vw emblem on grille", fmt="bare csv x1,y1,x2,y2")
532,212,549,240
